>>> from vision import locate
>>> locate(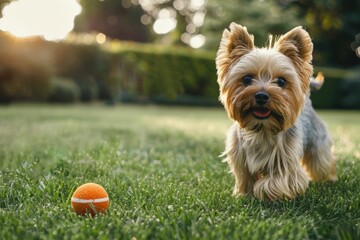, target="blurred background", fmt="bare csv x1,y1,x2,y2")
0,0,359,108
